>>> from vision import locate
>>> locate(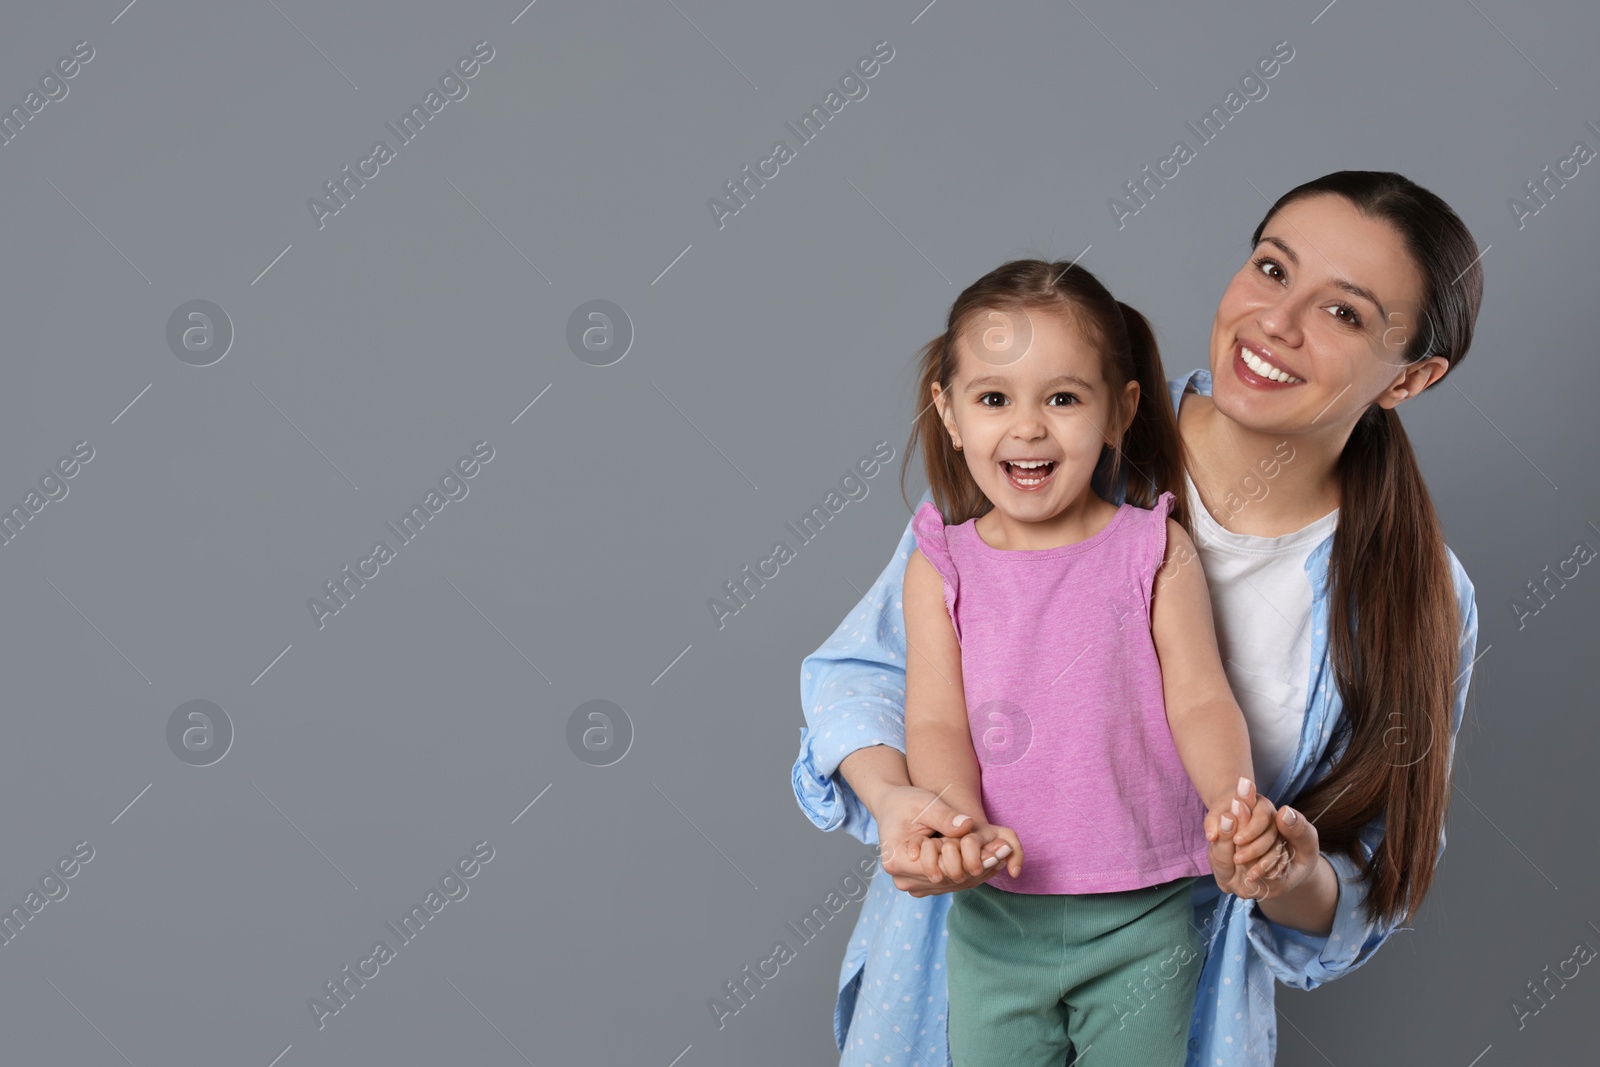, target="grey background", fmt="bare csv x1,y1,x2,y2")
0,0,1593,1065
